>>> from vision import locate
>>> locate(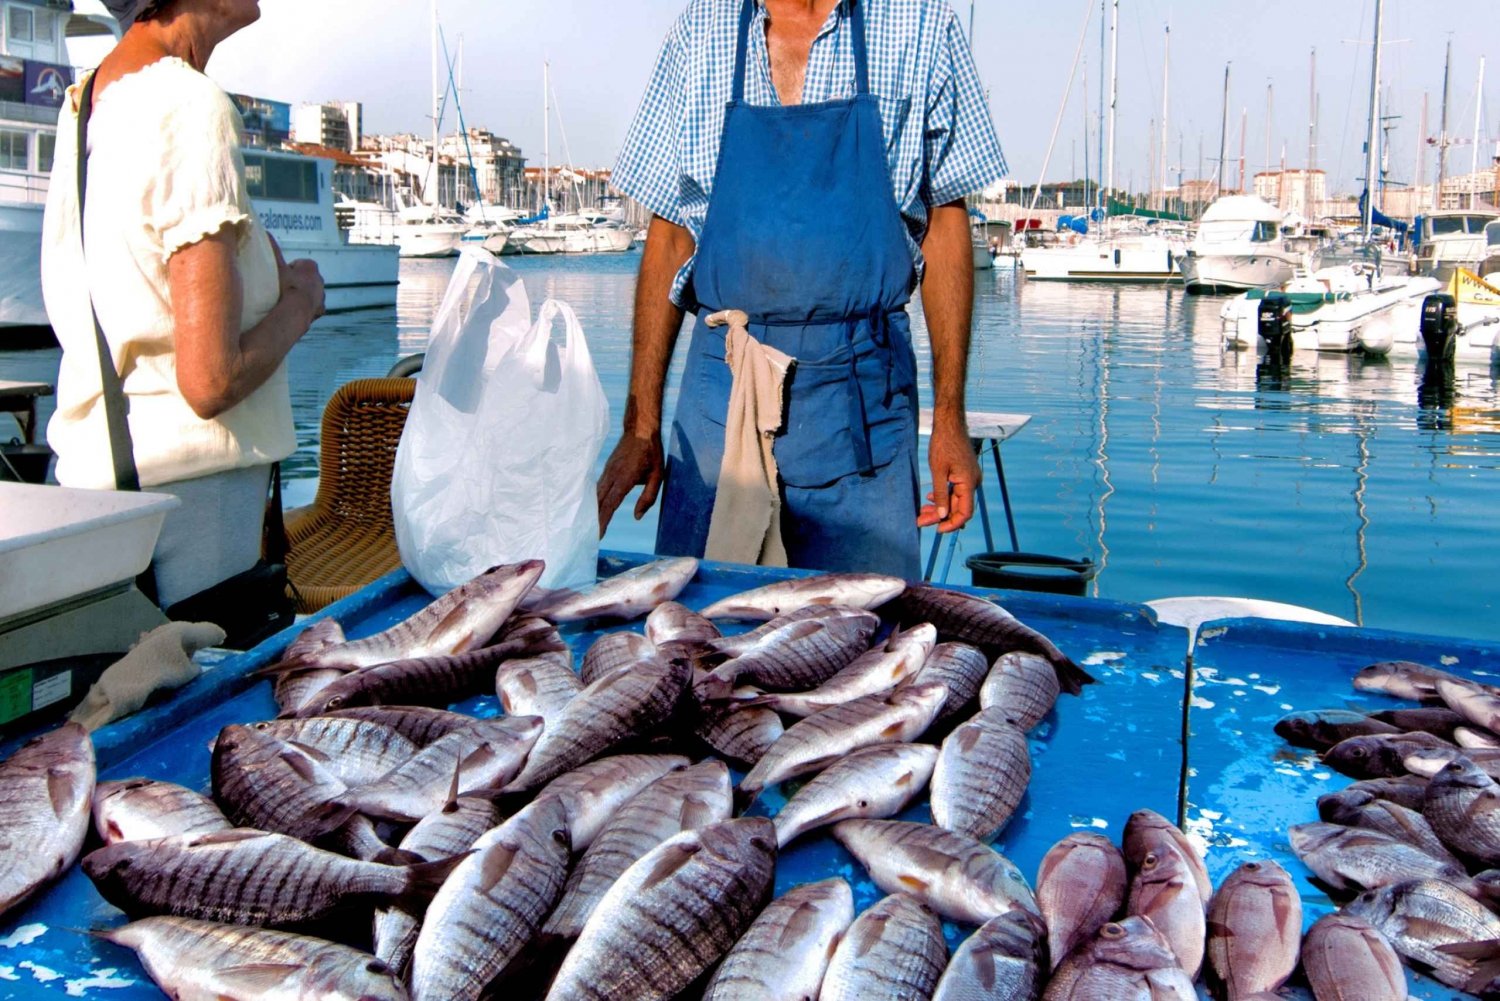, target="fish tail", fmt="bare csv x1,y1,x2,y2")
394,852,470,915
1053,656,1097,695
373,846,426,867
